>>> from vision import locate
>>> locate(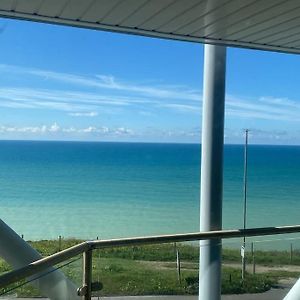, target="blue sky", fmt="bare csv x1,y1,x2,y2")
0,18,300,144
